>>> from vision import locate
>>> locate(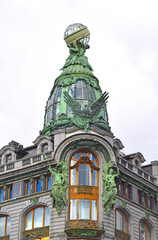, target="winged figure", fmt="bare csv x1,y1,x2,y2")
64,91,109,131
